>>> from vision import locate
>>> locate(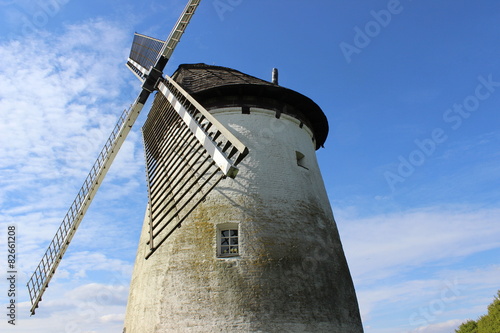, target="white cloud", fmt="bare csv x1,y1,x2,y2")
0,17,145,333
339,206,500,283
0,17,145,245
100,313,125,323
0,17,139,180
336,205,500,332
0,278,130,332
408,319,465,333
56,251,133,281
68,282,129,305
